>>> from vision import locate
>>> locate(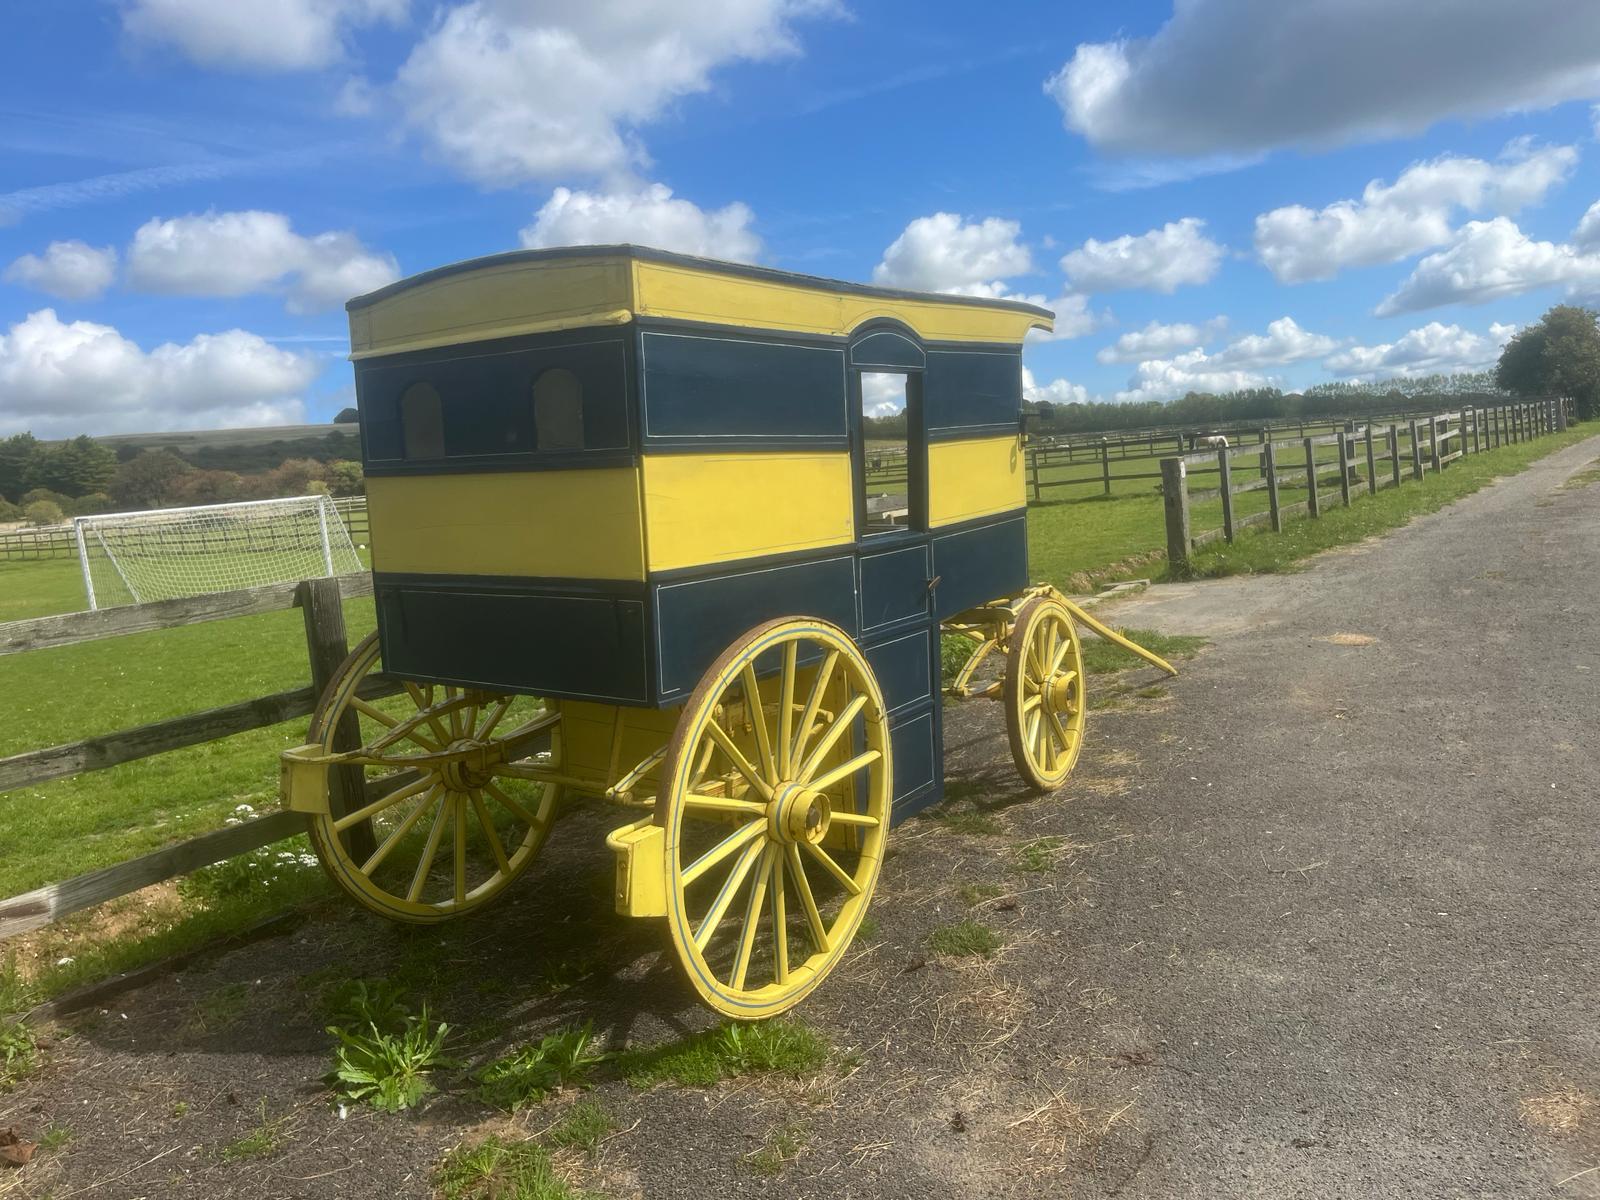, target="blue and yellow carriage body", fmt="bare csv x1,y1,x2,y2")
283,247,1164,1018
